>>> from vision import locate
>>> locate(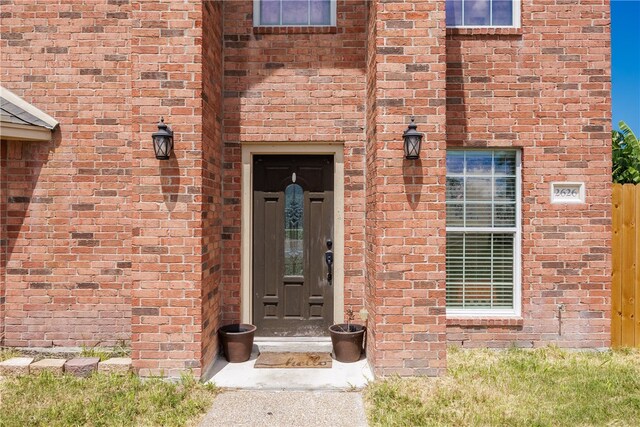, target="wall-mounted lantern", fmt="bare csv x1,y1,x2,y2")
152,117,173,160
403,117,423,160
